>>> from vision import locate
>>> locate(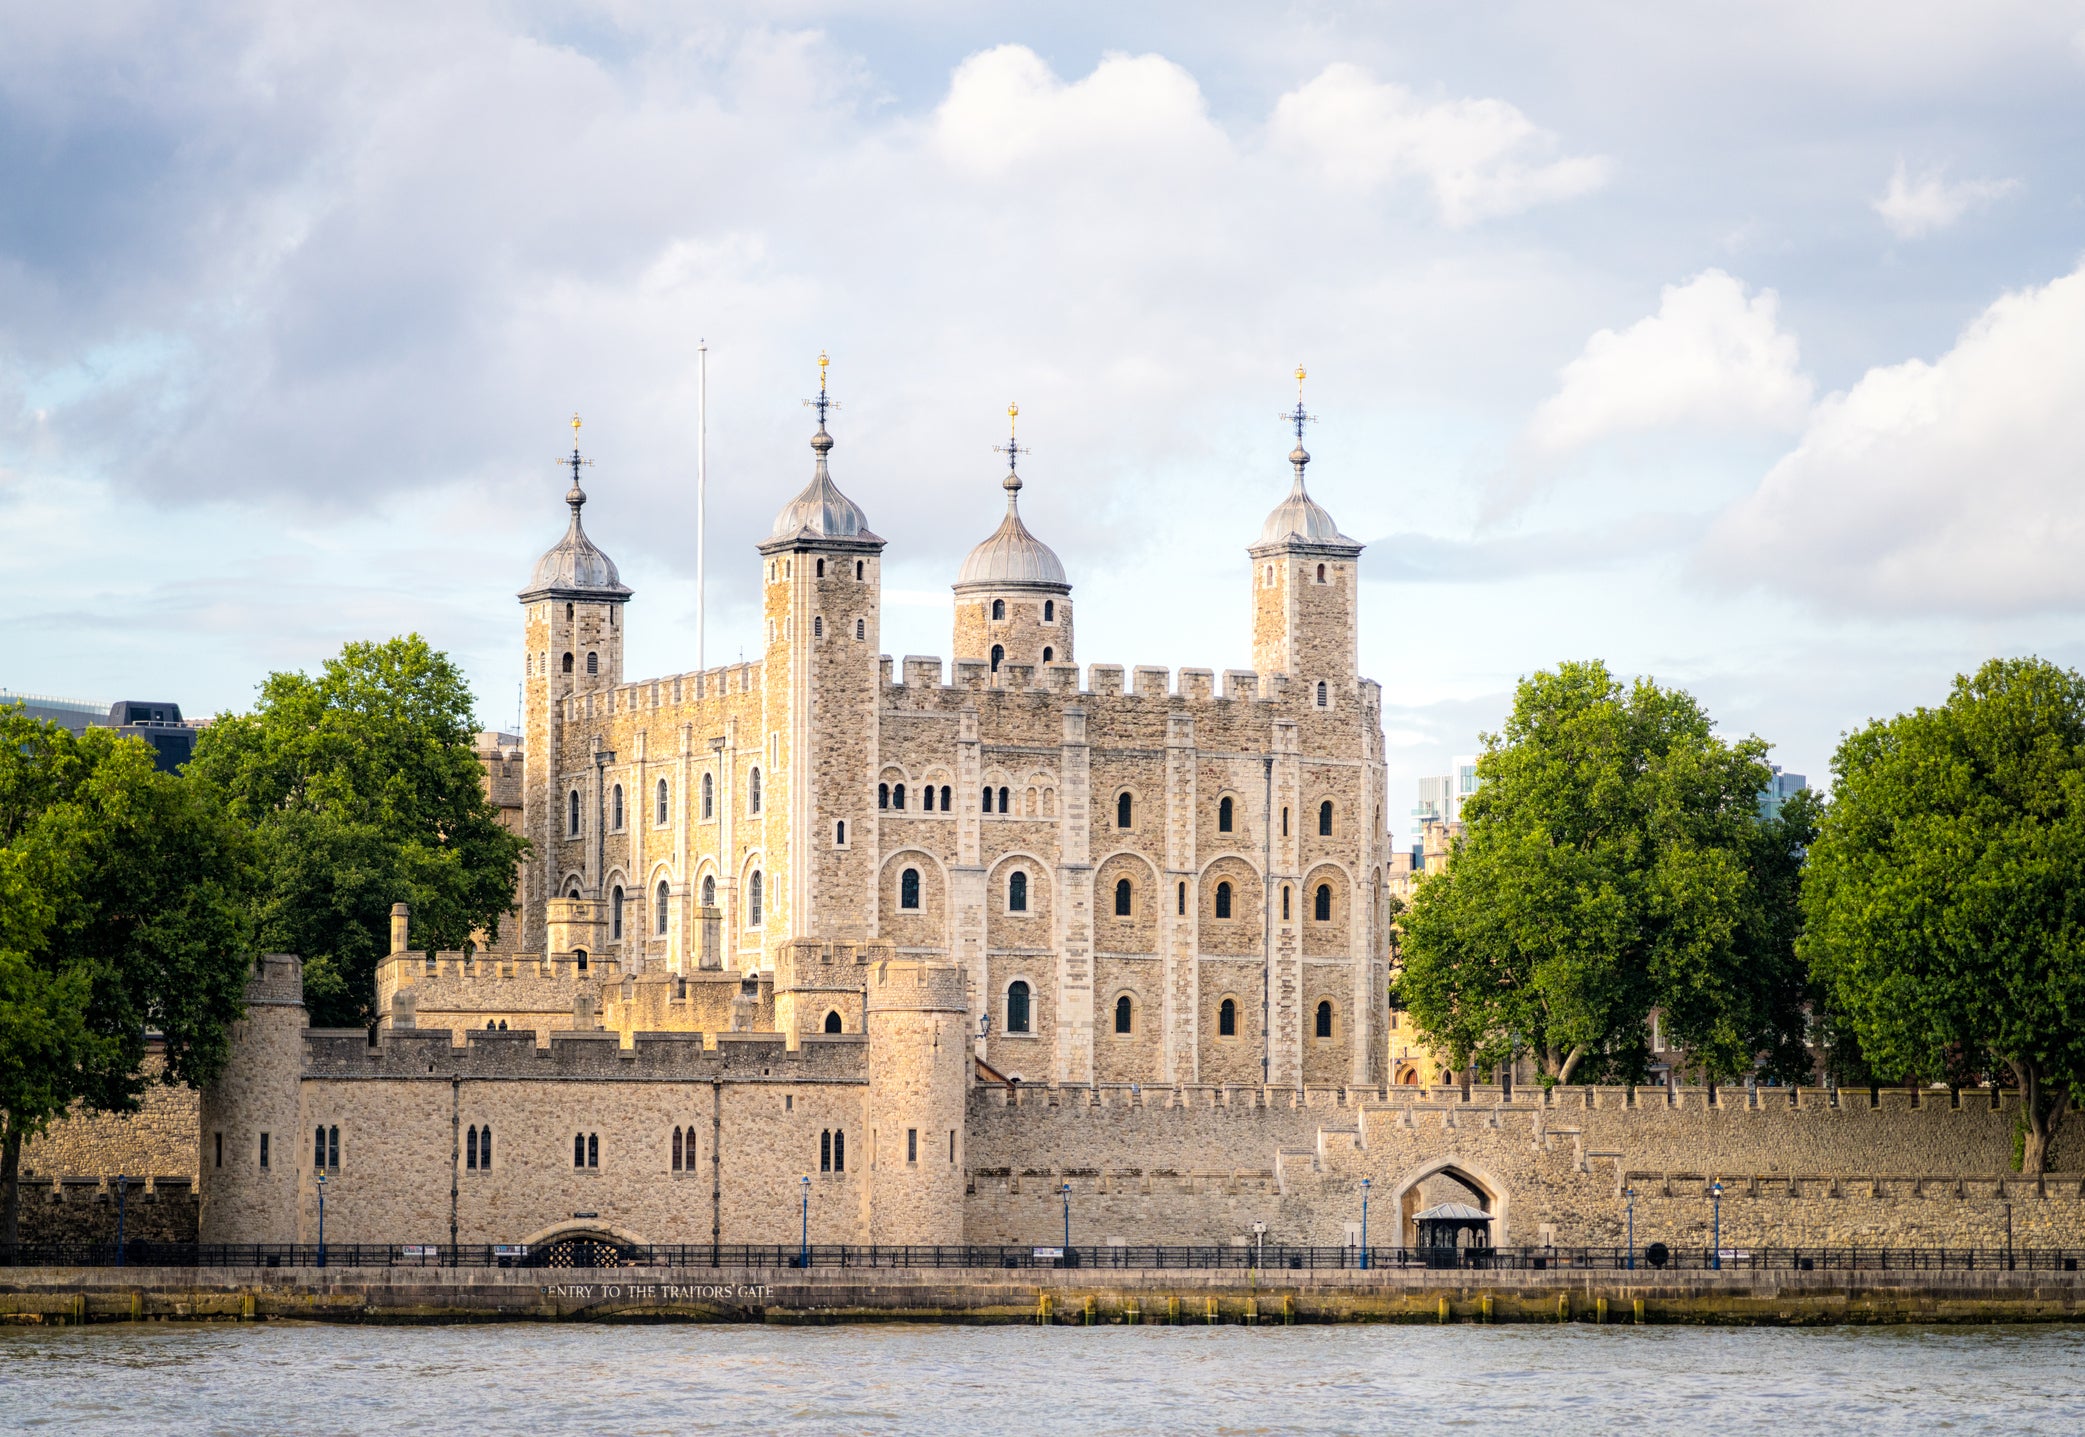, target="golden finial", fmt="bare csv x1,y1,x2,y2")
1295,365,1307,398
995,401,1029,478
818,350,829,393
571,412,582,440
1008,401,1019,439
